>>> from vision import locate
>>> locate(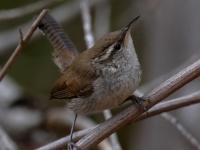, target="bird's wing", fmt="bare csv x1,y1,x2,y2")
50,62,97,100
